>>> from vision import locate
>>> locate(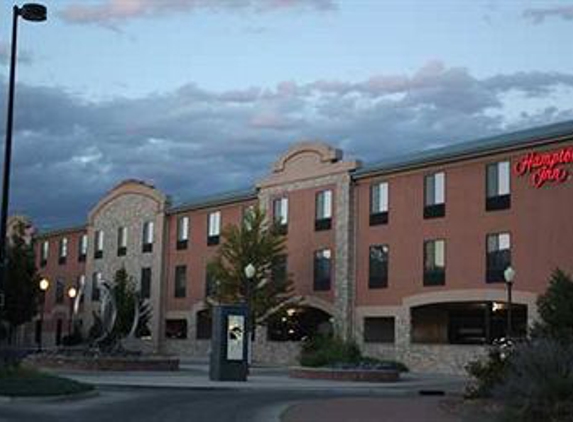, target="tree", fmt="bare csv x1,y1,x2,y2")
533,268,573,340
207,207,295,337
0,221,40,342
